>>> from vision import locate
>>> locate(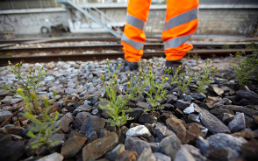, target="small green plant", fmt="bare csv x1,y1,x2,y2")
192,53,201,61
168,65,192,94
195,59,218,93
170,65,181,84
232,43,258,85
177,72,194,94
143,62,169,111
18,89,60,150
3,61,48,113
99,59,144,127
